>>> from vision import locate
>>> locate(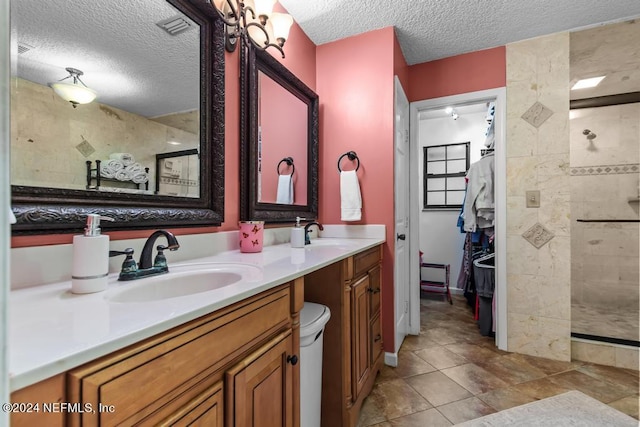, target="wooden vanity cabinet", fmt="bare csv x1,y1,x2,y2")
304,245,383,427
11,279,303,427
